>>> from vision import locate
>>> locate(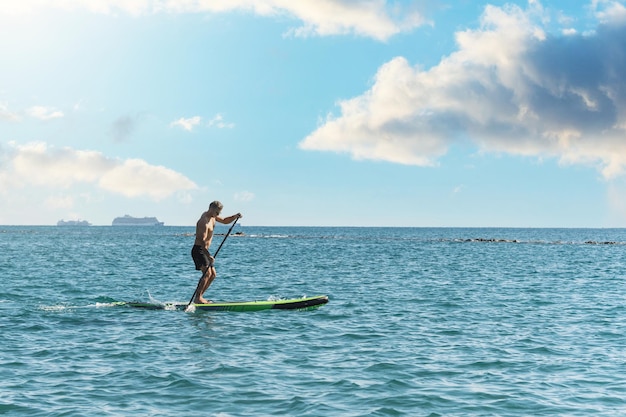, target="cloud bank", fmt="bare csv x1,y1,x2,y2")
300,2,626,178
0,0,428,41
0,142,197,200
